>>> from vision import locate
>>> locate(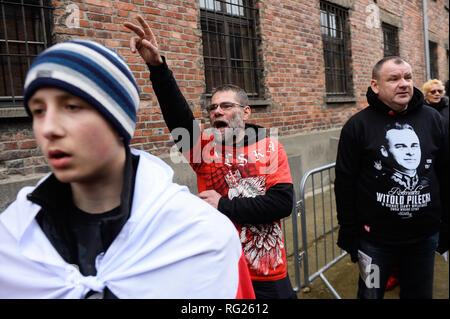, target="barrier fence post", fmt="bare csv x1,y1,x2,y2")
290,192,301,291
291,163,347,298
